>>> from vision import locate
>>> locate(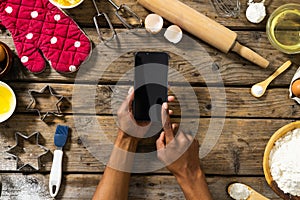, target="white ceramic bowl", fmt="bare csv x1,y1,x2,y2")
49,0,84,9
0,81,16,123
